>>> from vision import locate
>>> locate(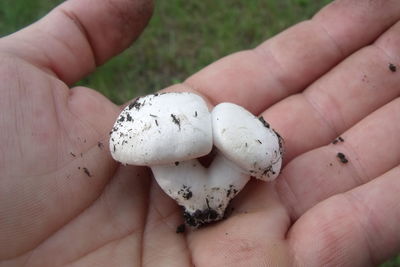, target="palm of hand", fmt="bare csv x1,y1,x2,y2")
1,1,400,266
0,56,288,266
